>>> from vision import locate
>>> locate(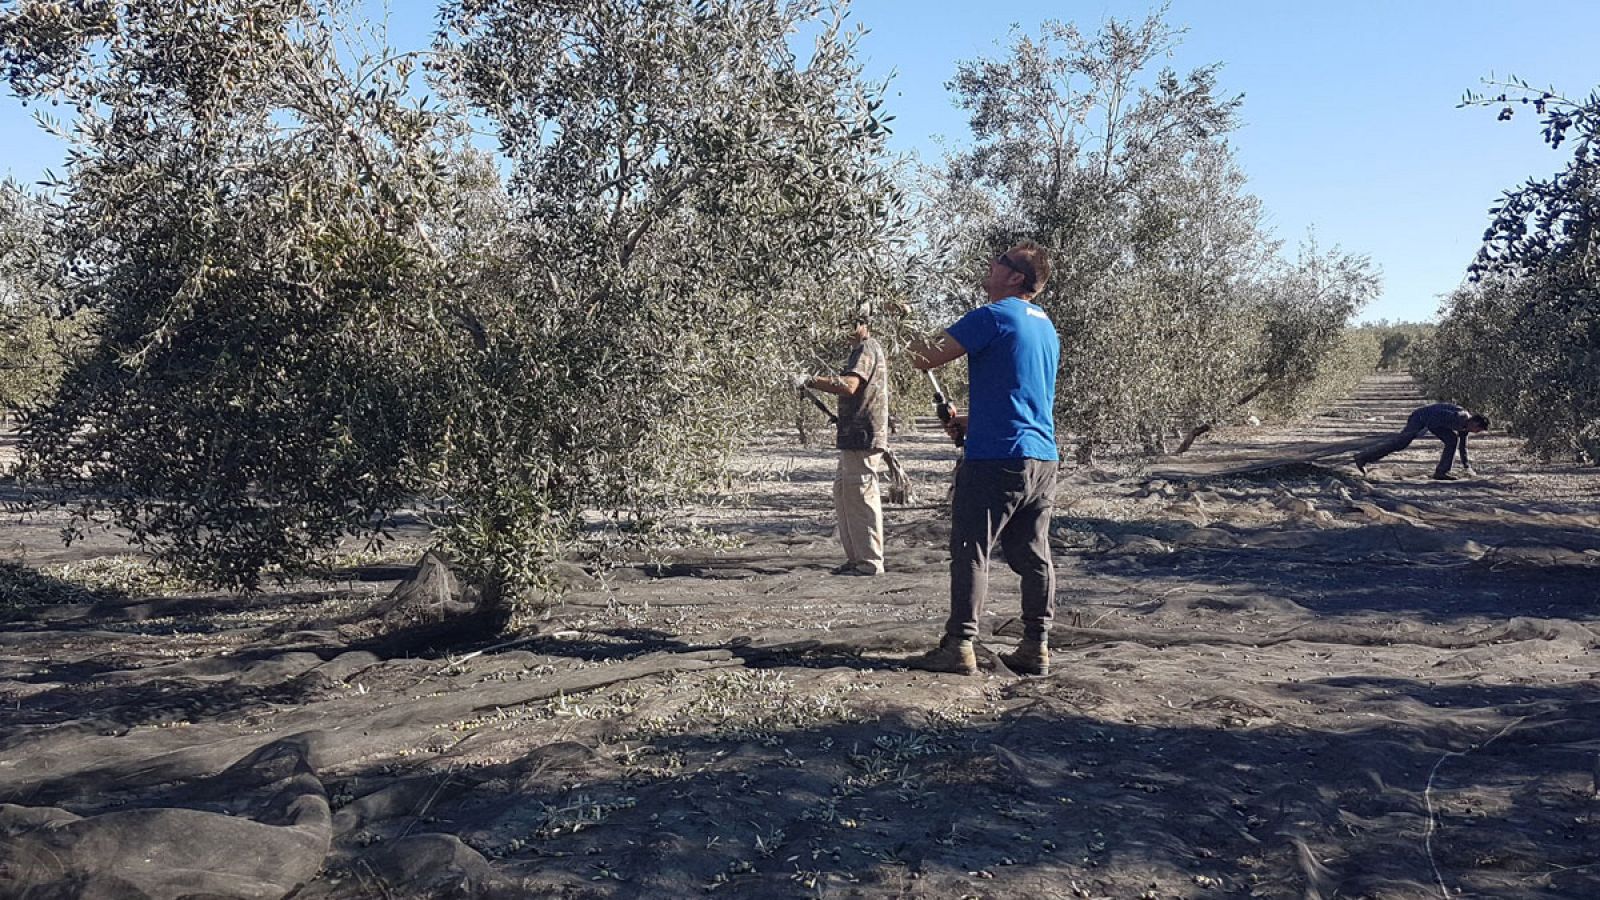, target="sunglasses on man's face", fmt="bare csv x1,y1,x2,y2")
996,253,1032,281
